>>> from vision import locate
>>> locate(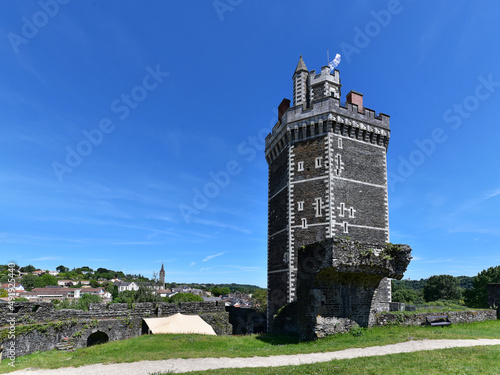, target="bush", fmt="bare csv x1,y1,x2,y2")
76,294,101,310
423,275,463,302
